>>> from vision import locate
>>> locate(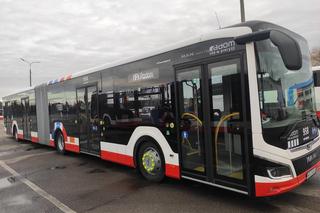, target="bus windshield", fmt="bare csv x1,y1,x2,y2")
256,38,315,131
